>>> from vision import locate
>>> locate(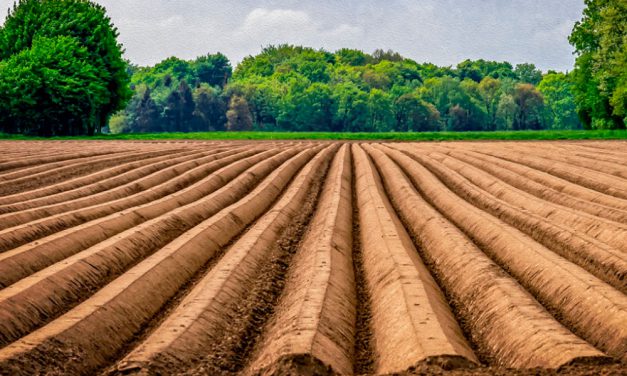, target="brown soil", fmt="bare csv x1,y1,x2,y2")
181,155,329,376
351,157,376,376
0,140,625,376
